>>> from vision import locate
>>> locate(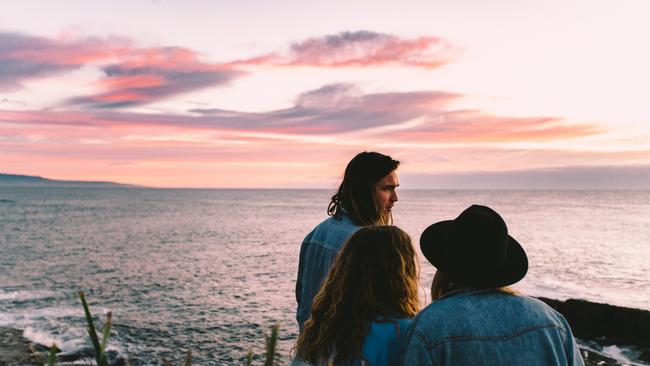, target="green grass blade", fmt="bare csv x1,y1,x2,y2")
246,349,253,366
47,343,58,366
100,311,112,353
264,324,279,366
79,291,108,366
